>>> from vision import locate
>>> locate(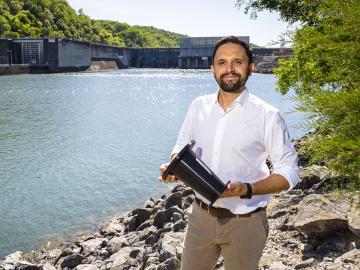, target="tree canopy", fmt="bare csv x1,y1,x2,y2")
236,0,360,187
0,0,185,47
